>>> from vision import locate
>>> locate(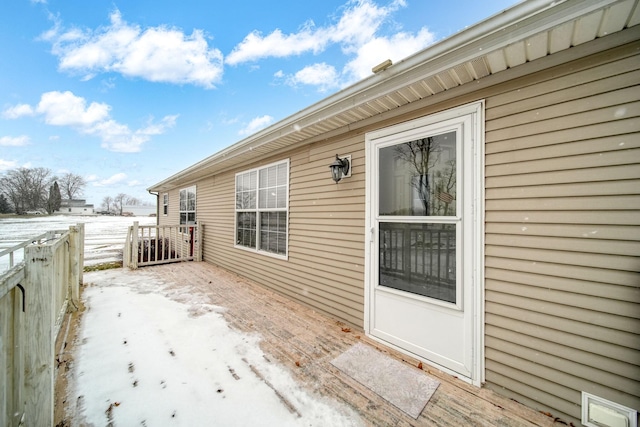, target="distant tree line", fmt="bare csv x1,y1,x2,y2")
0,167,86,214
99,194,146,216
